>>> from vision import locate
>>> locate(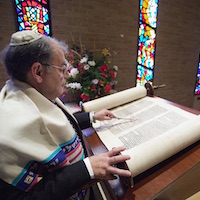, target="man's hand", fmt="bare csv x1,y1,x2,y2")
89,146,131,180
94,109,116,121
